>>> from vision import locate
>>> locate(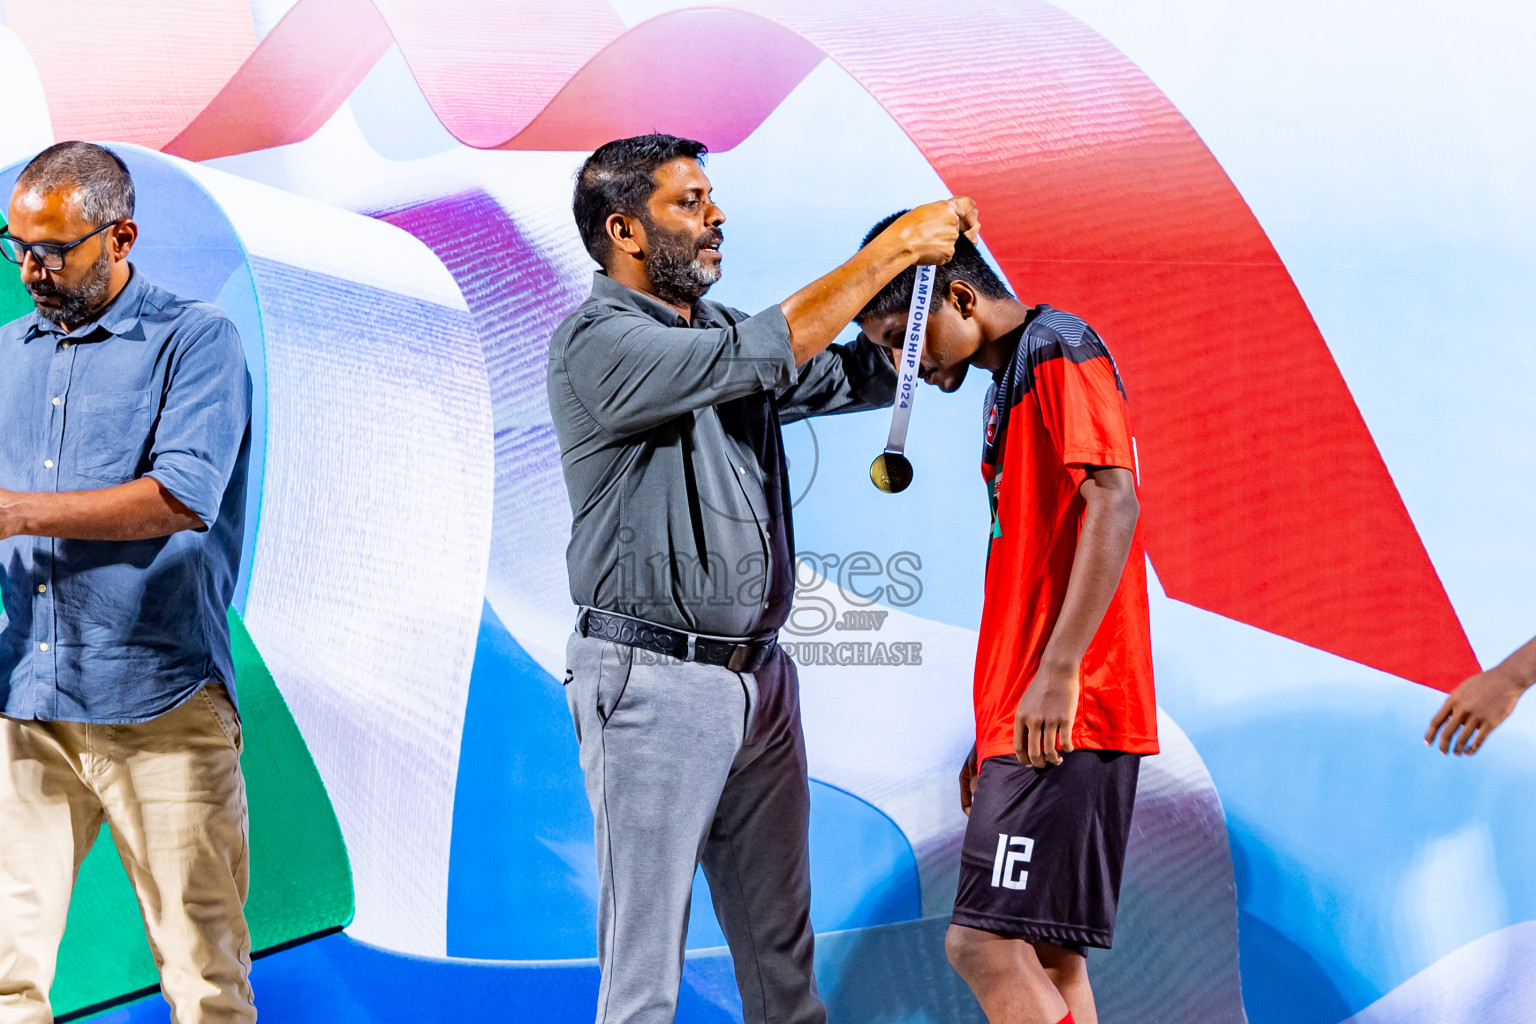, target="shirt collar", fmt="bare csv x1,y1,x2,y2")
24,264,149,342
991,304,1046,382
590,271,698,327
